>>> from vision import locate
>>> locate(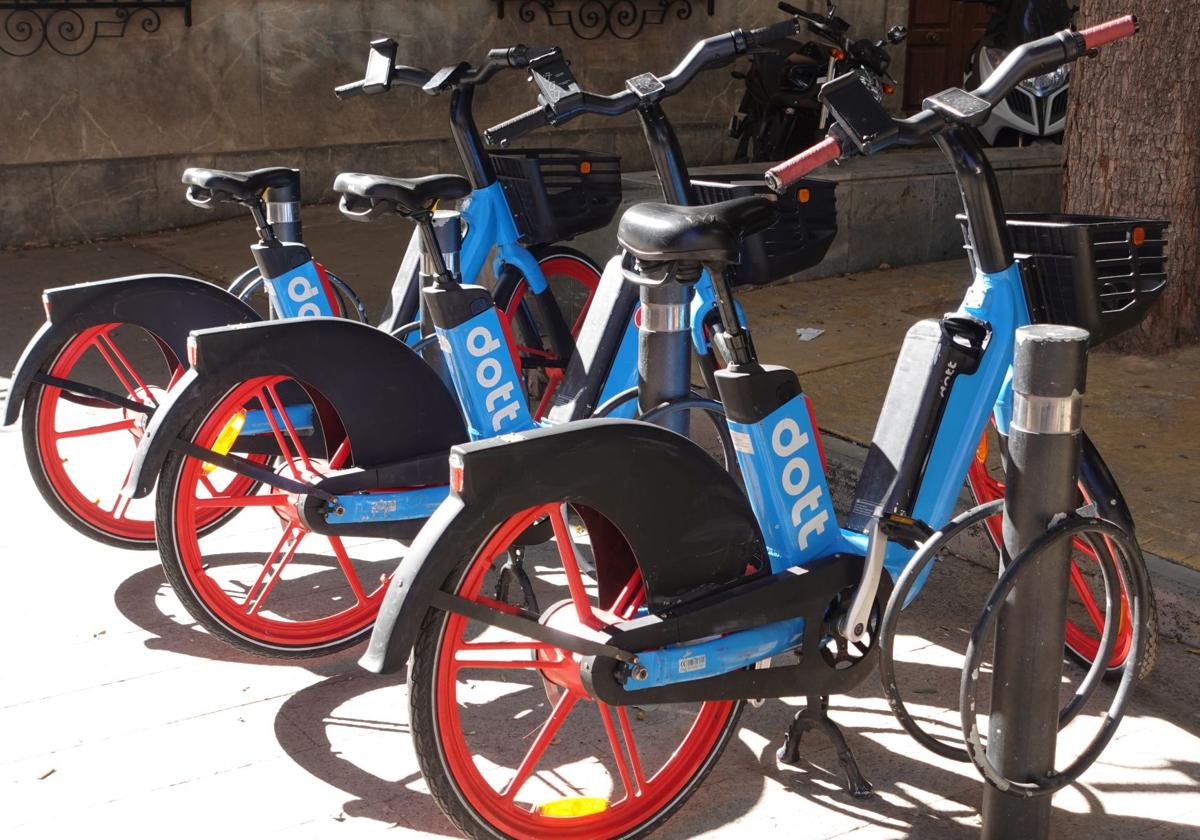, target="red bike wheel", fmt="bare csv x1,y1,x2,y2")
409,503,740,839
23,323,253,548
502,250,602,420
156,375,395,657
966,428,1136,672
